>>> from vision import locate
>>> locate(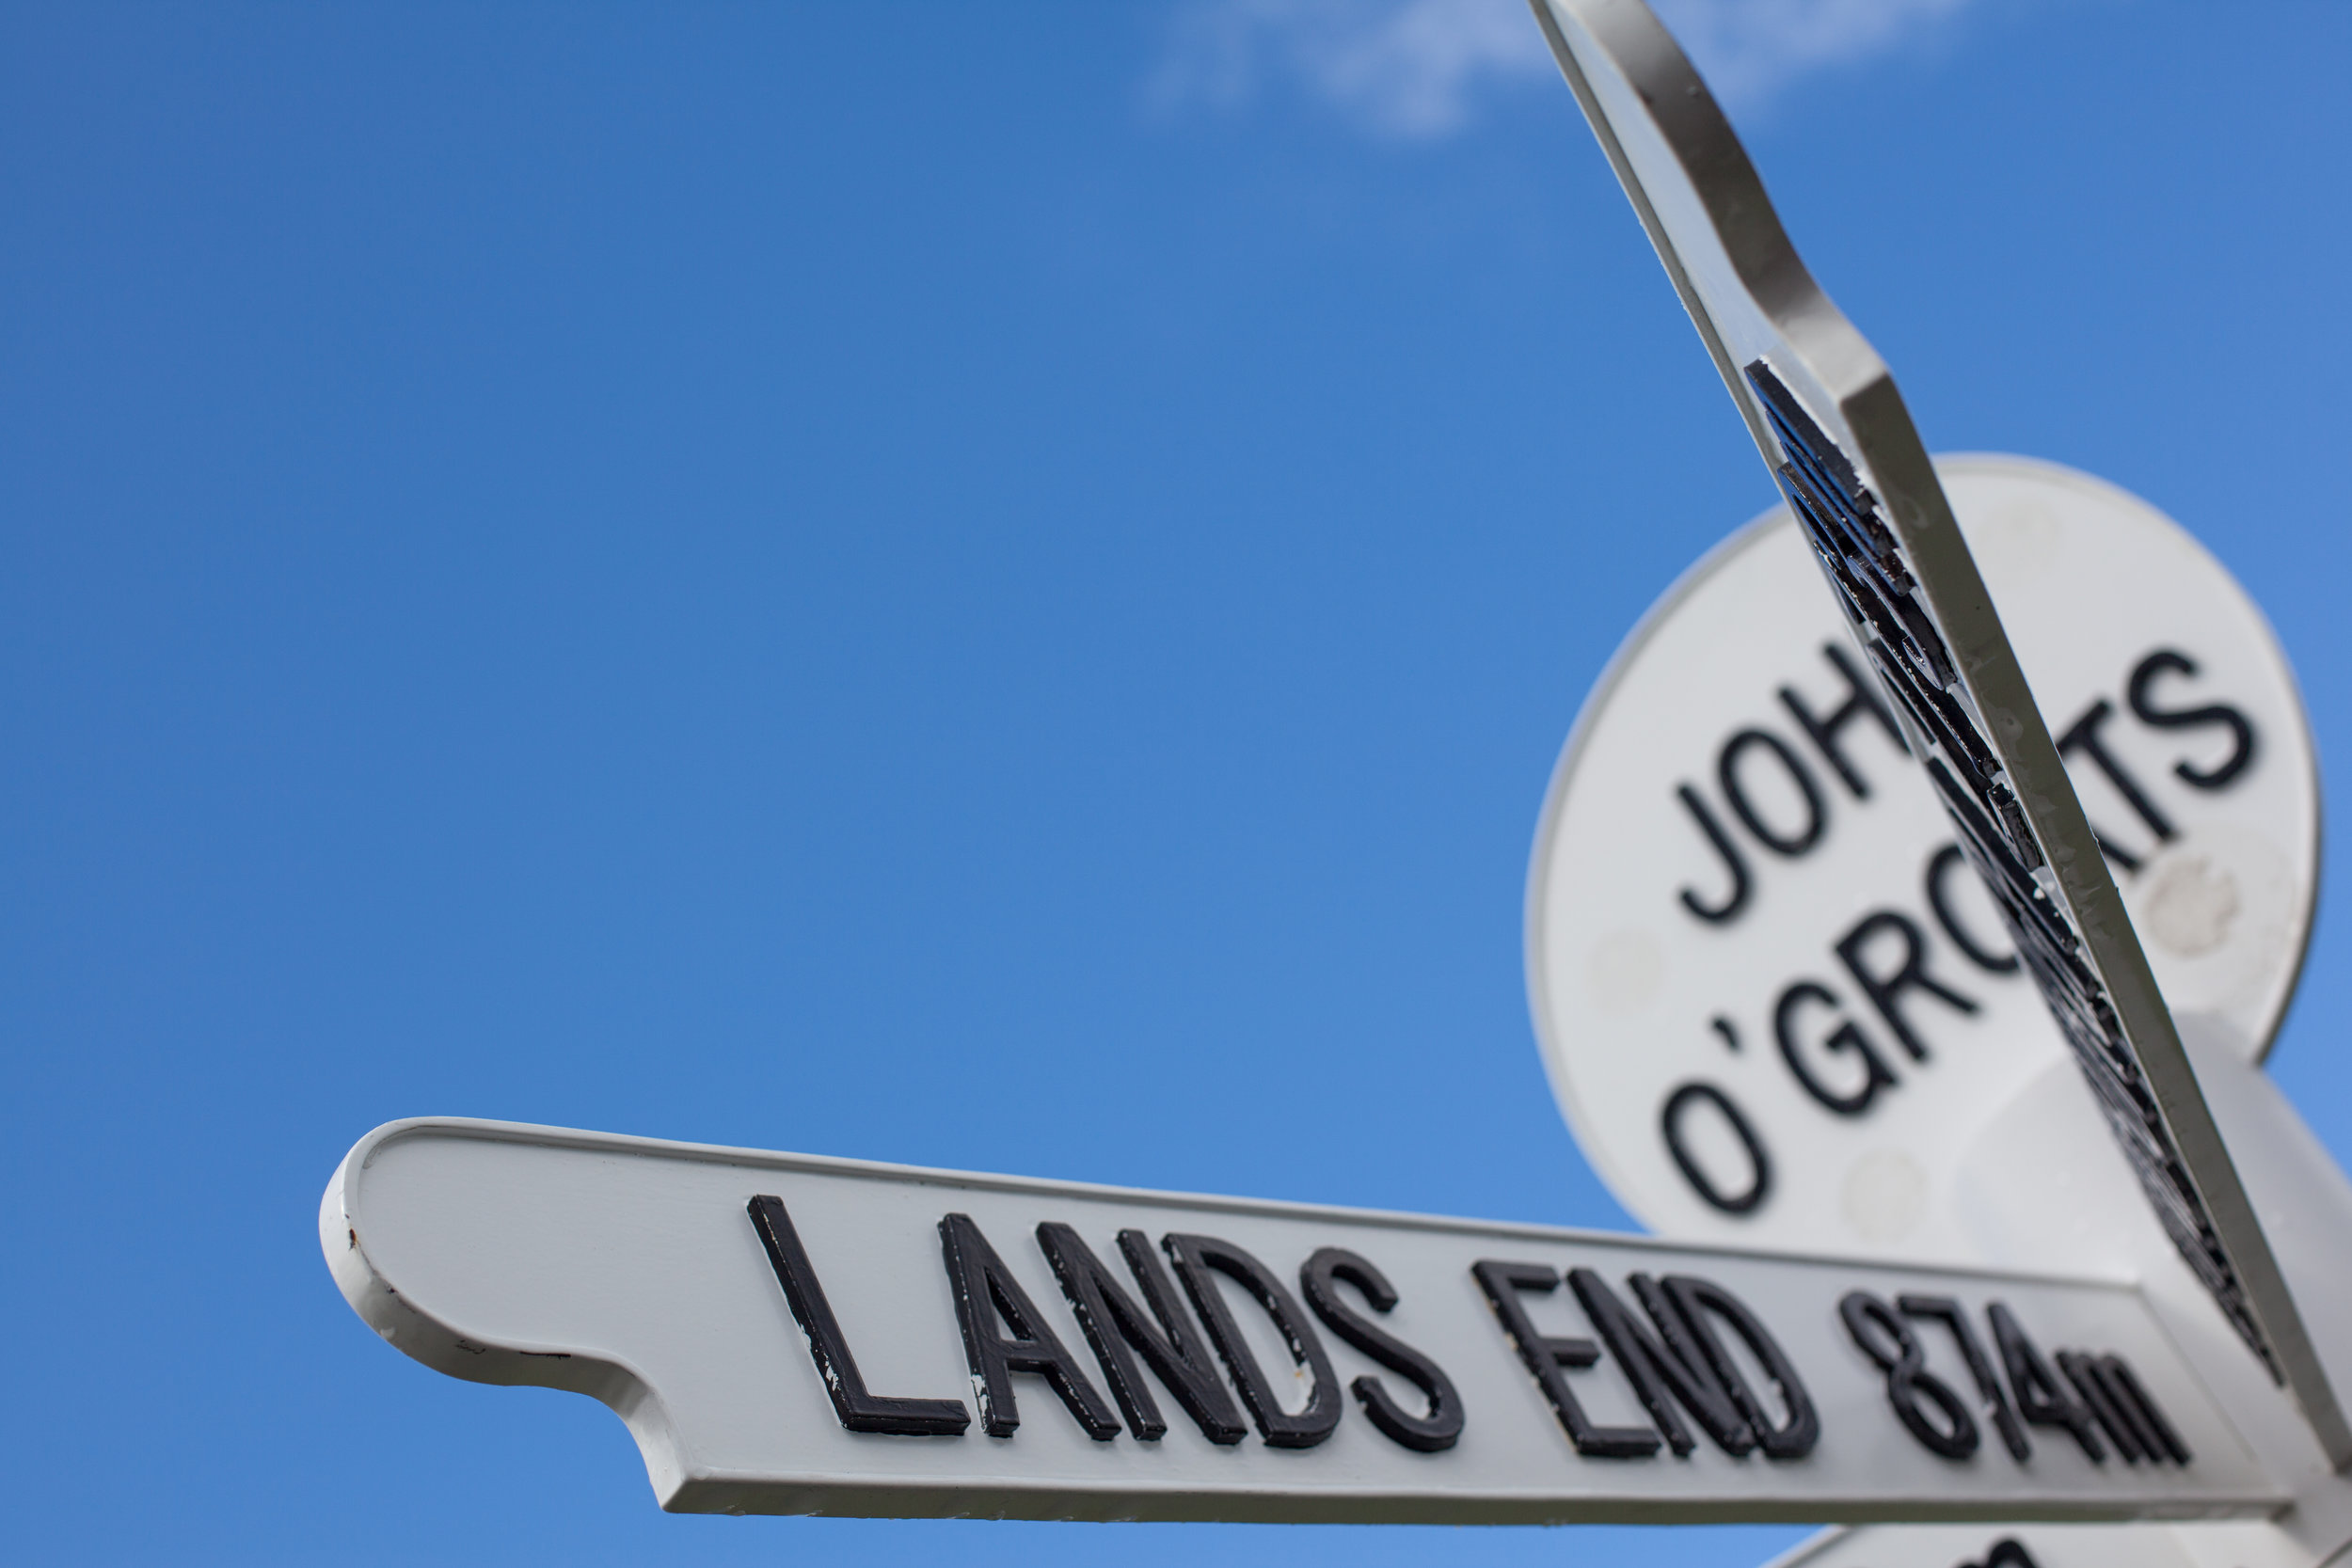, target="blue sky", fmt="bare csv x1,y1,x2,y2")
7,3,2351,1563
